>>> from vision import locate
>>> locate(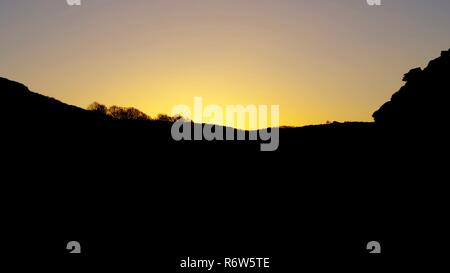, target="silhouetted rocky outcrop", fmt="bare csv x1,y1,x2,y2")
373,49,450,127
